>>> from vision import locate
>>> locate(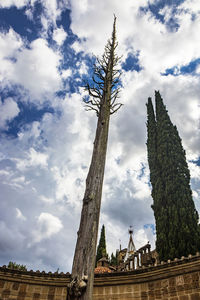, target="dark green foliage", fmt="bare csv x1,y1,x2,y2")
147,91,200,261
7,261,27,271
146,97,158,202
96,225,107,264
110,252,118,266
